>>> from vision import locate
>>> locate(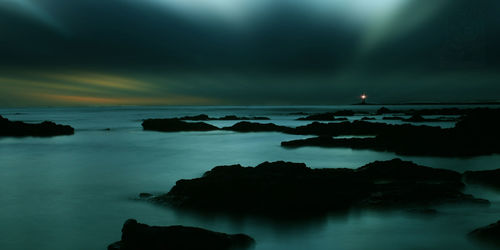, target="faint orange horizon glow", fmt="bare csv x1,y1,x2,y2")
32,93,218,106
45,73,153,92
